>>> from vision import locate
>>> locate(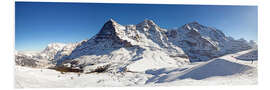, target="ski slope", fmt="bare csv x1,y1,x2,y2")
145,49,257,85
15,49,257,88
